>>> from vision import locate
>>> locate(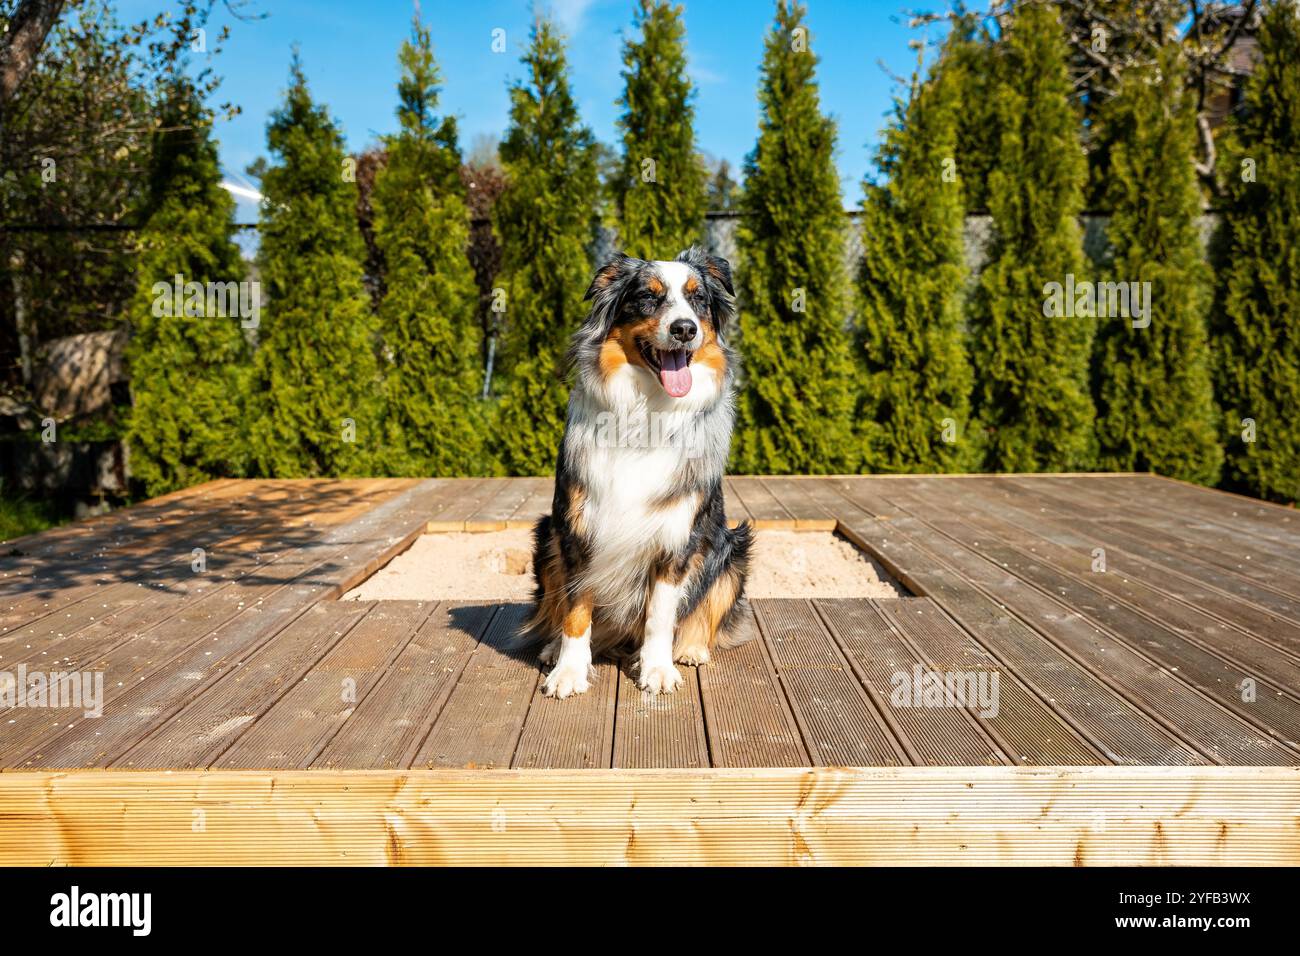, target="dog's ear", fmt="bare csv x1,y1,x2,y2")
676,246,735,331
576,253,641,356
585,253,637,302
